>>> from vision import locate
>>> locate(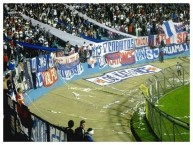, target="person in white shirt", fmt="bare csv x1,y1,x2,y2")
176,62,182,76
